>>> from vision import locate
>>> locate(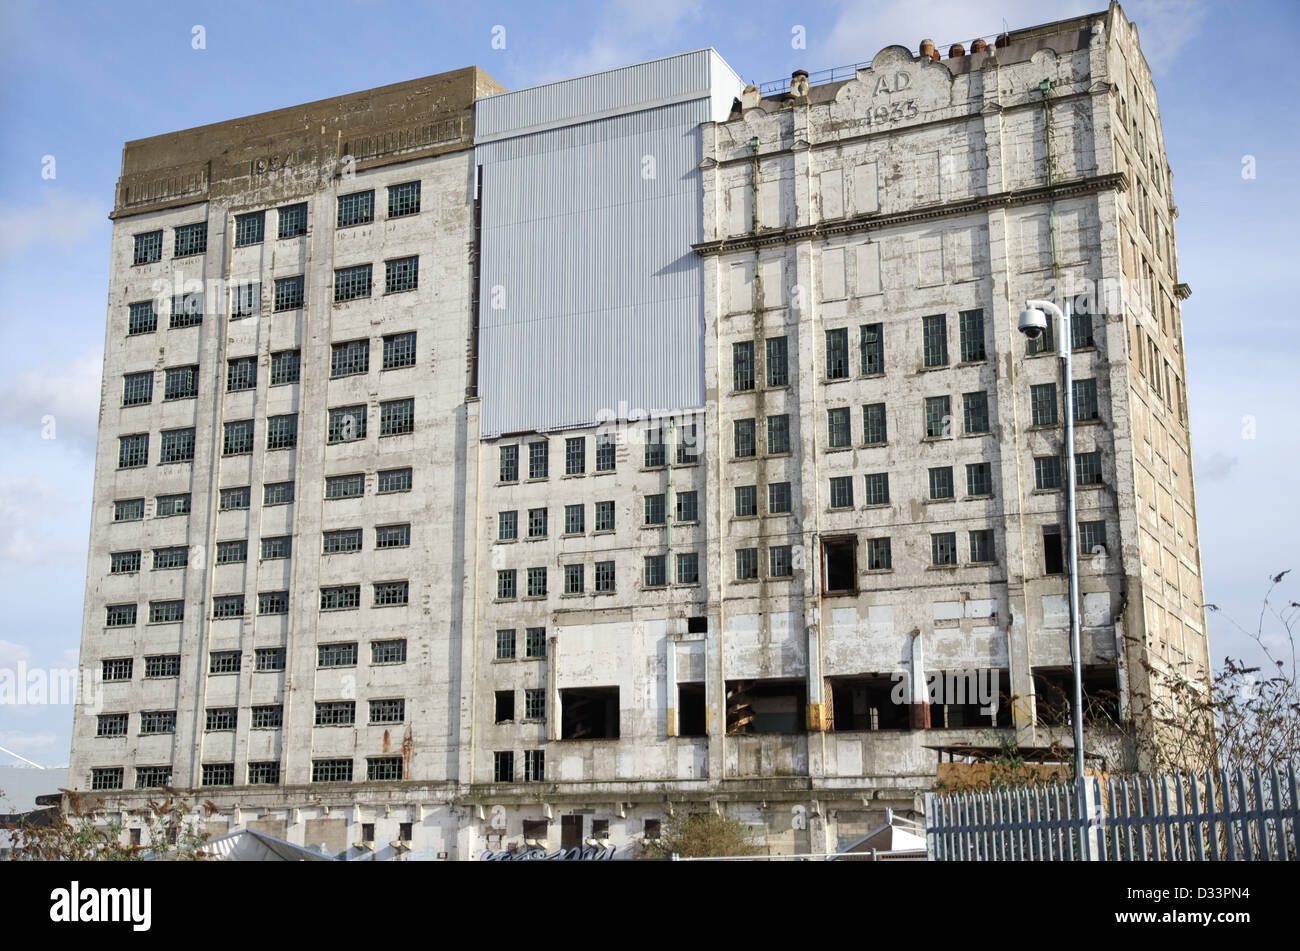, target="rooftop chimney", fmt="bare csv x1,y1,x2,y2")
919,38,936,60
971,38,988,53
790,69,810,97
995,33,1011,48
948,43,965,58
